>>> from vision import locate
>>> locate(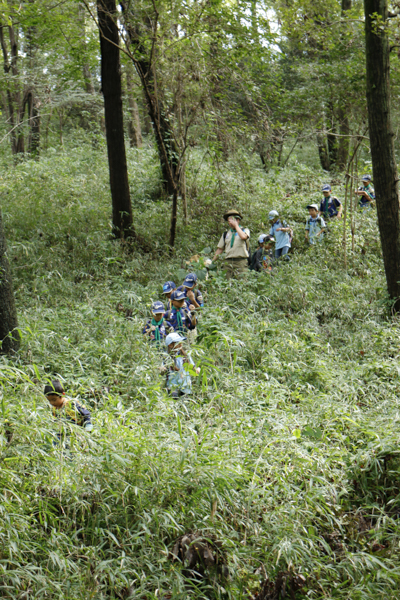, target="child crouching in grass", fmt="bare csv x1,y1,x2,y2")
165,332,200,398
44,380,93,437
